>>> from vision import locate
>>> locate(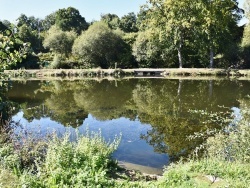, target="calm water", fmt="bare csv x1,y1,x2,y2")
6,78,250,170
